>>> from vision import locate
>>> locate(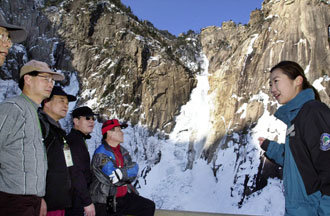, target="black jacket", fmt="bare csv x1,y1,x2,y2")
262,99,330,196
39,110,72,211
289,100,330,195
67,128,93,207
